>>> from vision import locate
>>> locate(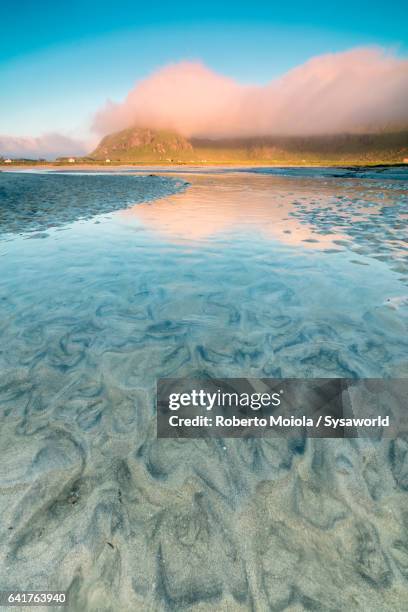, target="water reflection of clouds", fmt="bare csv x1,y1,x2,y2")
120,174,346,248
